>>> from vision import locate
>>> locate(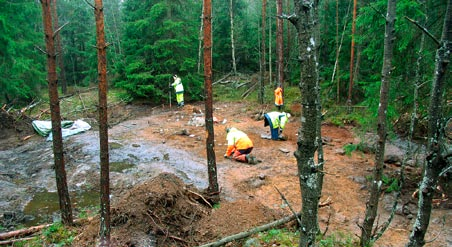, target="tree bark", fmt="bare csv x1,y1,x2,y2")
290,1,323,246
50,0,67,95
347,0,357,107
197,1,204,74
259,0,266,104
407,0,452,246
229,0,237,74
40,0,73,226
93,0,111,246
203,0,219,202
360,1,396,246
277,0,284,88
